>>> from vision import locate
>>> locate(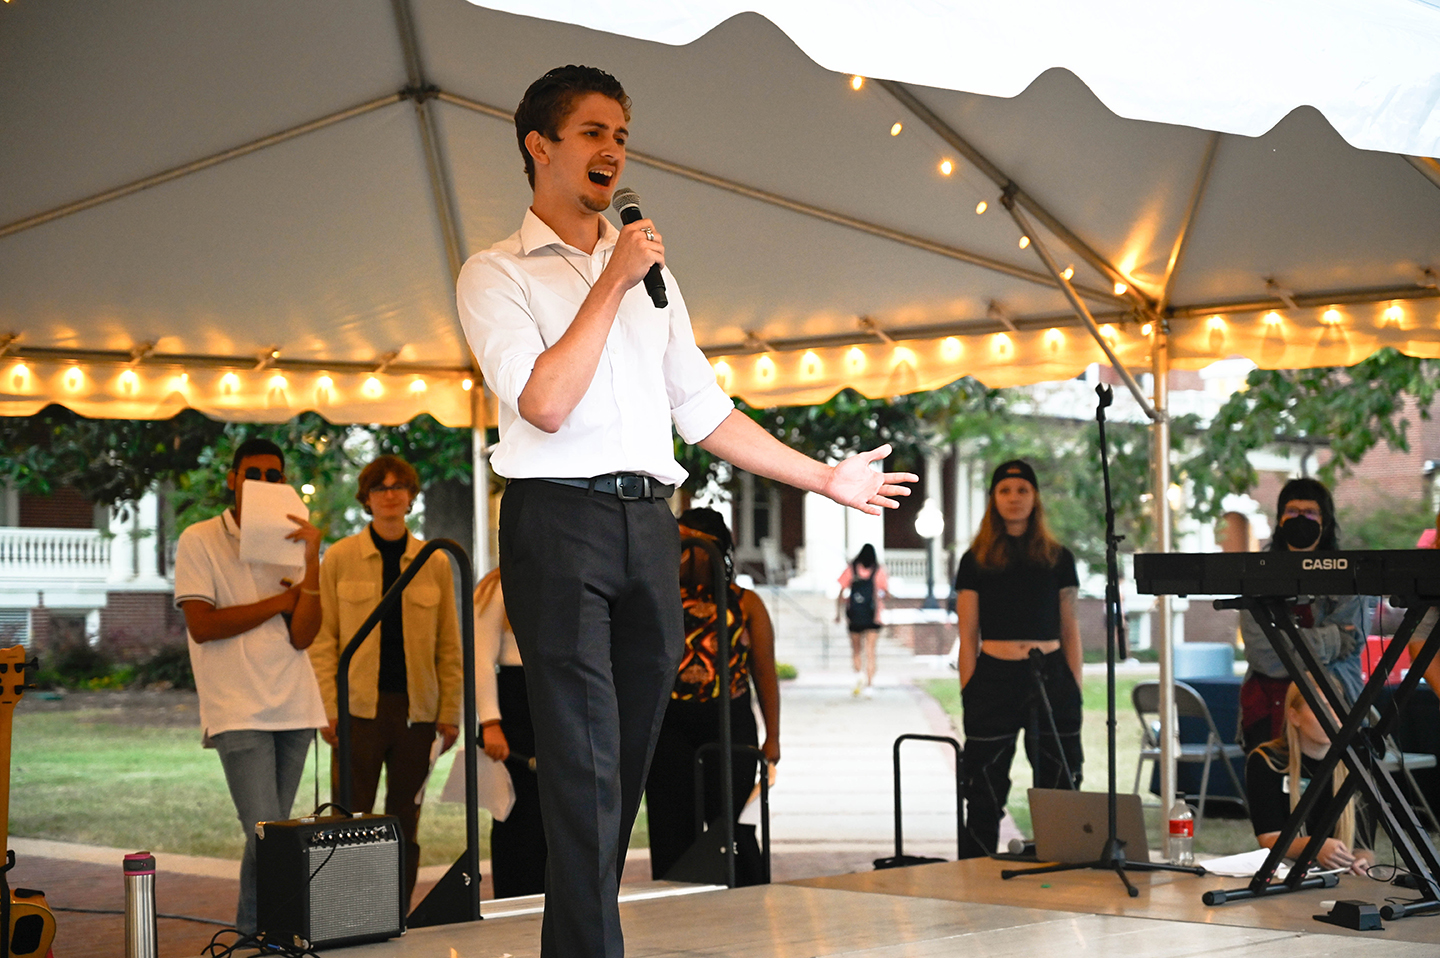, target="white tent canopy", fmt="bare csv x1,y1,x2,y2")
3,0,1438,424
